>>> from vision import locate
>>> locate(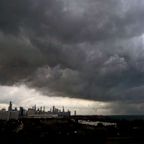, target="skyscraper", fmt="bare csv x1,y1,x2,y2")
8,101,12,111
